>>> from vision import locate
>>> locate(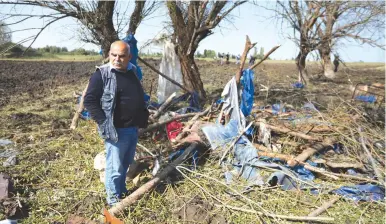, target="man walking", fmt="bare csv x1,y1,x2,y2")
84,41,149,206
